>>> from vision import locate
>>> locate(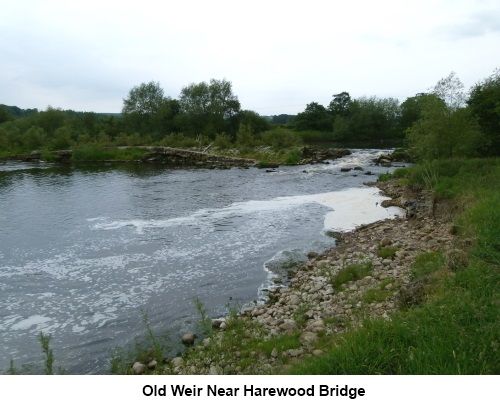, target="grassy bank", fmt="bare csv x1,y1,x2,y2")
289,157,499,374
